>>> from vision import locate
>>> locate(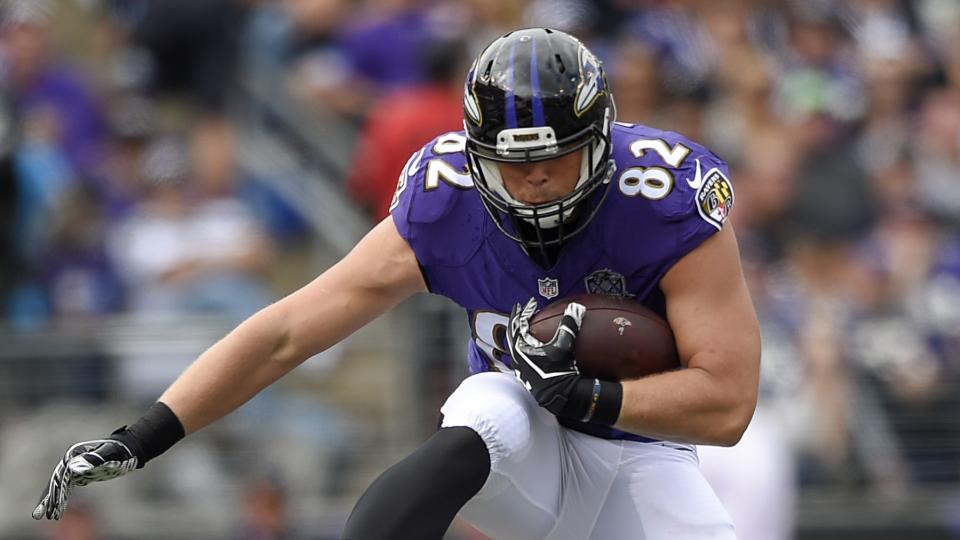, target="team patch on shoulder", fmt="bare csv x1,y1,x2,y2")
696,168,734,230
